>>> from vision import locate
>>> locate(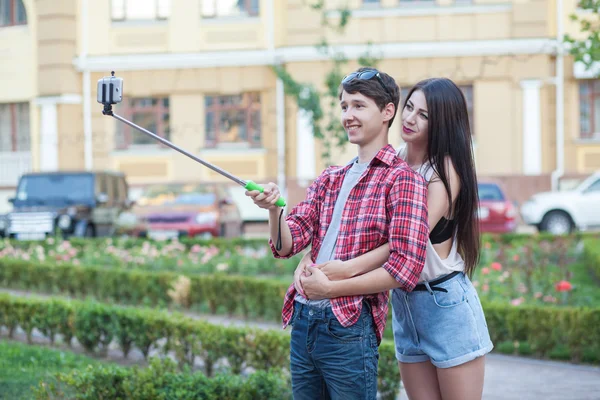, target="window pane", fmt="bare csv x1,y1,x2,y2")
204,94,261,147
580,81,590,97
131,112,158,145
115,97,169,148
0,104,12,152
593,95,600,135
580,100,590,136
15,102,29,151
248,0,259,15
111,0,126,20
202,0,255,17
219,109,246,143
157,0,170,19
132,98,154,108
251,110,261,144
16,0,26,24
0,0,10,26
580,83,591,137
217,0,240,17
586,179,600,192
201,0,216,17
459,85,474,136
206,111,215,142
162,111,170,140
126,0,156,20
400,88,410,107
